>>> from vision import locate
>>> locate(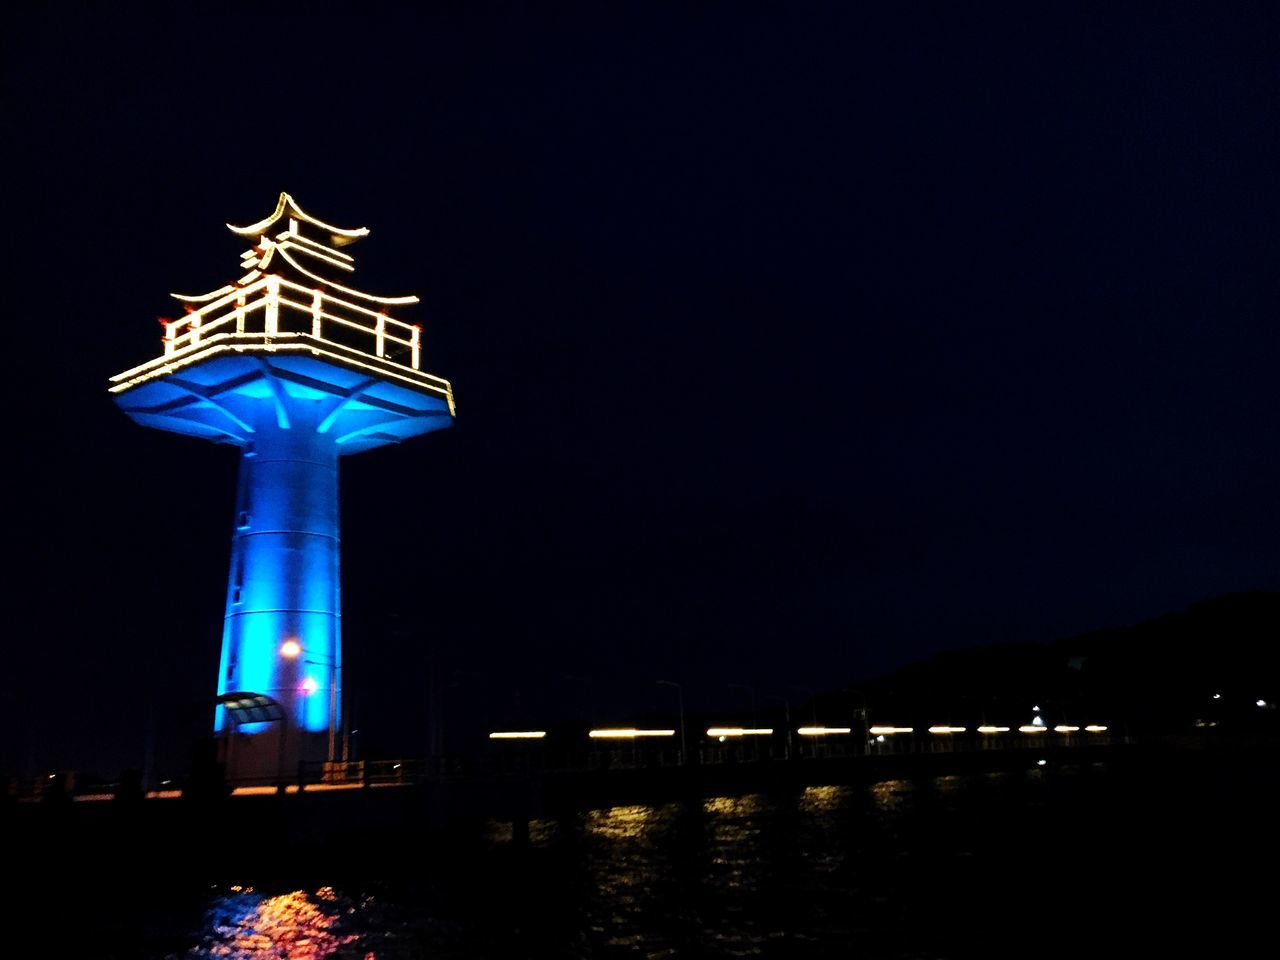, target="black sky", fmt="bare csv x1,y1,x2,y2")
4,4,1278,773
